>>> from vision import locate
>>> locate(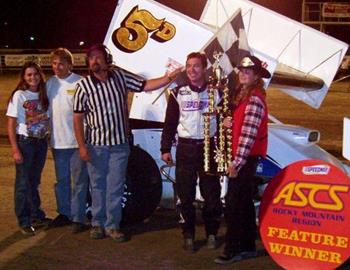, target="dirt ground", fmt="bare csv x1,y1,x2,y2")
0,71,350,270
